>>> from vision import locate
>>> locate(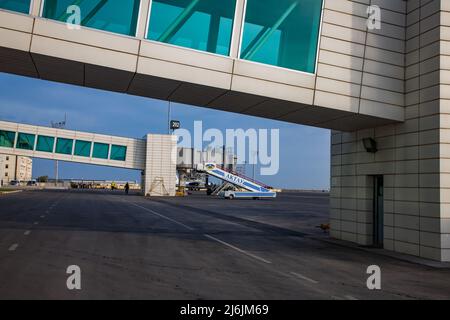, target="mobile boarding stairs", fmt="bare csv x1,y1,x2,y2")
196,163,277,199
